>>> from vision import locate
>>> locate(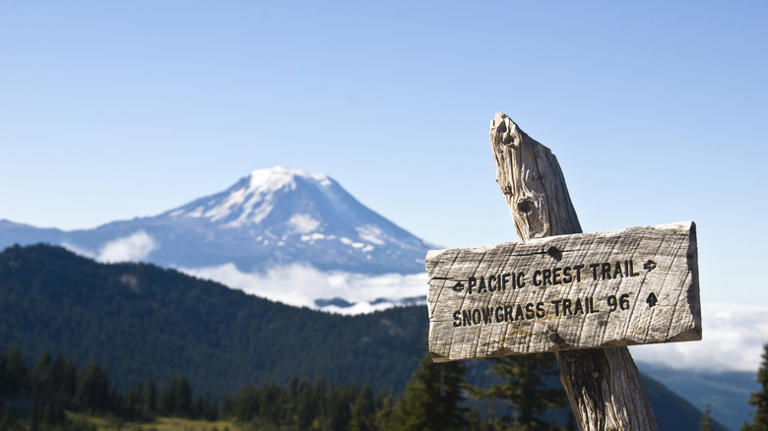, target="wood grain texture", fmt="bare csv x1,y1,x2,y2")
557,347,659,431
490,112,581,239
427,222,701,361
488,113,660,430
